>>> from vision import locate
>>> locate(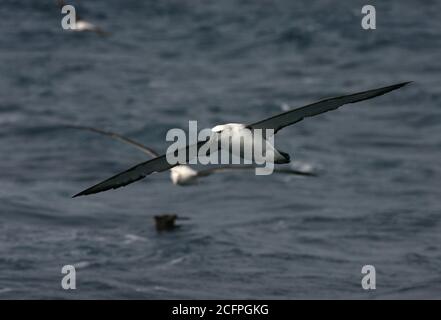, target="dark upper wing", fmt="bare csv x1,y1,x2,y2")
196,164,257,177
273,167,317,177
68,125,159,157
247,82,411,134
73,139,212,197
196,165,318,177
93,27,110,36
73,153,172,197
